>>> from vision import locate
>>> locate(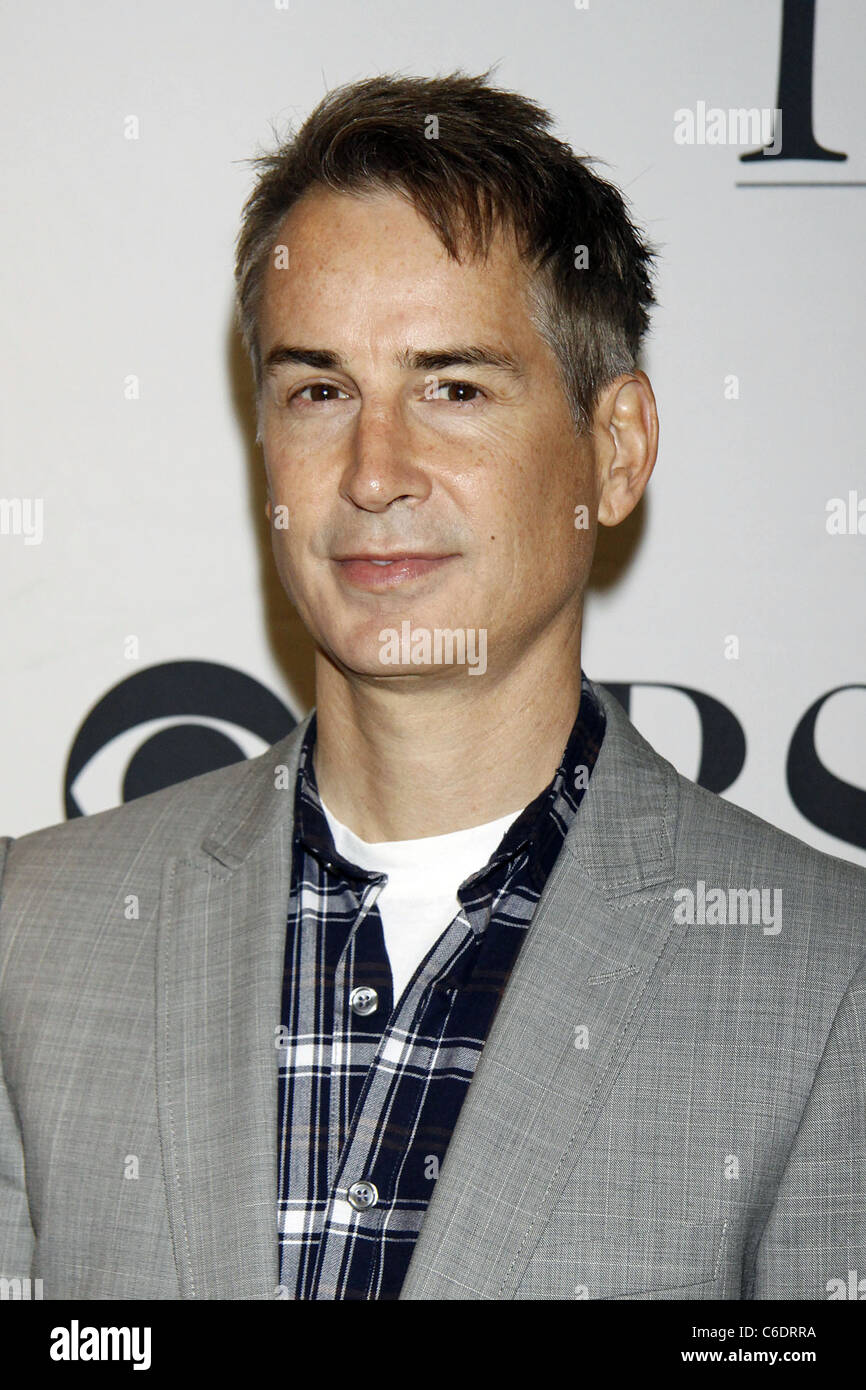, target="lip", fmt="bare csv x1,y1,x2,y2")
333,552,451,561
333,553,456,590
